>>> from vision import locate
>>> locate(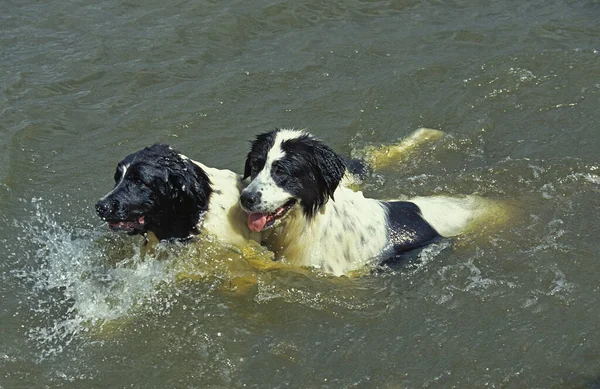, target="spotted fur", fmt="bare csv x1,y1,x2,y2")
240,129,490,275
